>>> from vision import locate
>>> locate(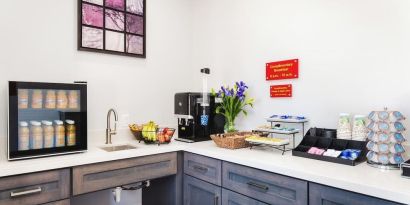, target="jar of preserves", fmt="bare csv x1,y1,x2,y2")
57,90,68,109
45,90,56,109
68,90,79,109
30,121,43,149
18,89,29,109
42,121,54,148
66,120,76,146
18,121,30,151
31,90,43,109
54,120,65,147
